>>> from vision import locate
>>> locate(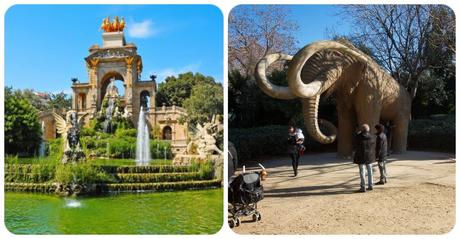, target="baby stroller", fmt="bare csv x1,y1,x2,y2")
228,171,264,228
